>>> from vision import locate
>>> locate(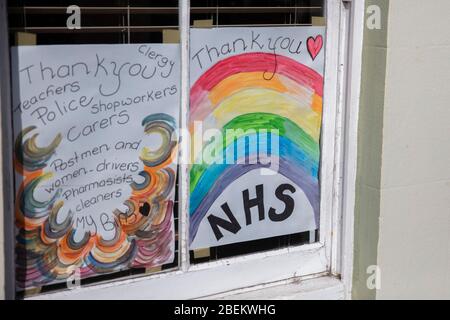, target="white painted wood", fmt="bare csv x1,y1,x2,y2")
327,0,356,281
30,245,327,300
188,242,324,272
320,0,364,299
178,0,191,273
206,276,345,300
329,0,347,278
320,0,343,275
